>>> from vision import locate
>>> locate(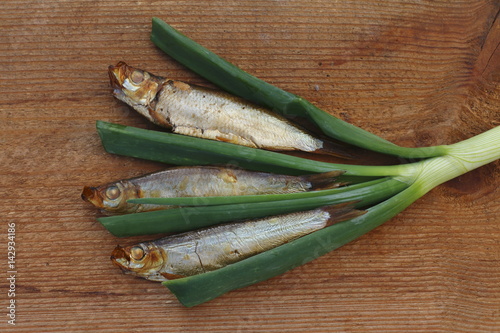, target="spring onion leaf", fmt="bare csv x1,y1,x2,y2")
96,120,407,178
150,17,449,158
100,178,407,236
